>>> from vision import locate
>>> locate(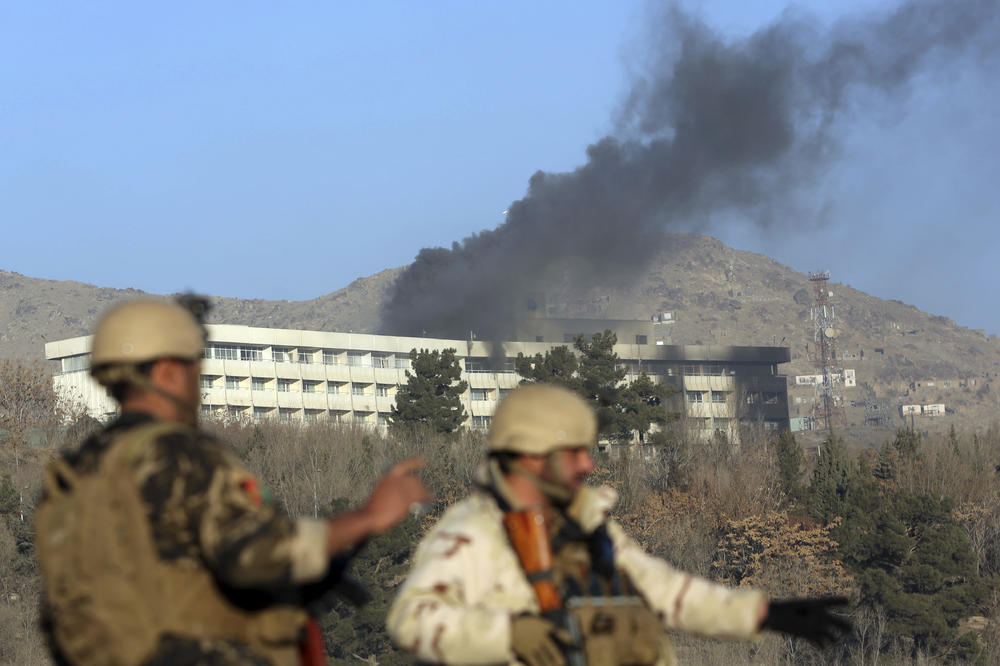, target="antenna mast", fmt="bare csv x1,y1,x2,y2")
809,271,845,434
